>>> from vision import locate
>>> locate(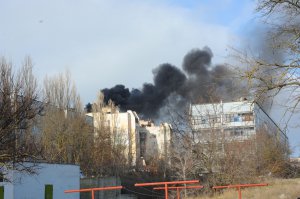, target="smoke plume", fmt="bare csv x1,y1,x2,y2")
101,47,243,118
